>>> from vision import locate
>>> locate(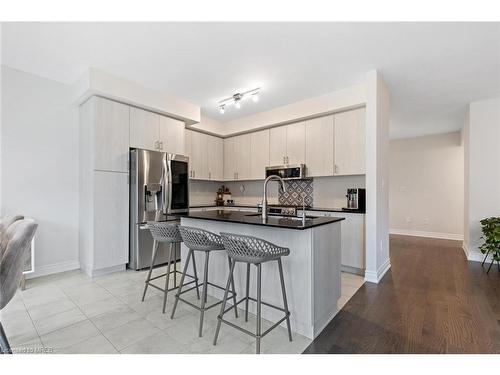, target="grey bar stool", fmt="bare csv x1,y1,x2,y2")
171,226,238,337
142,222,200,313
214,233,292,354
